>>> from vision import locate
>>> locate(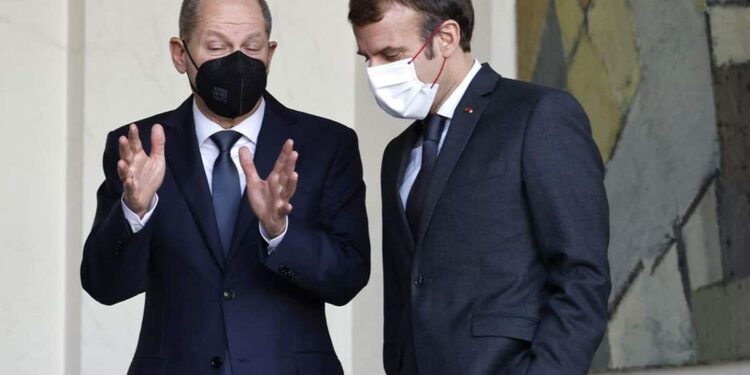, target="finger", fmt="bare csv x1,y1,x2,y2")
150,124,166,160
128,124,143,155
123,172,137,196
284,150,299,175
117,159,131,182
272,143,290,174
282,172,298,200
278,202,293,217
283,139,294,155
239,147,262,184
268,171,283,197
119,135,134,164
